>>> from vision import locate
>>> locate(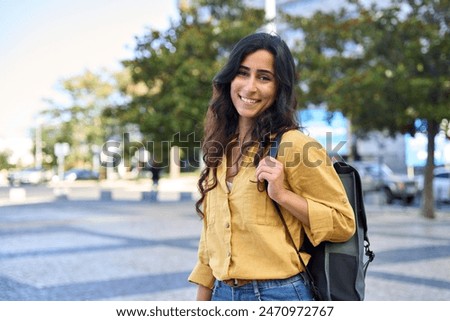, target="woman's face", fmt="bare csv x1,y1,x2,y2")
230,49,277,125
